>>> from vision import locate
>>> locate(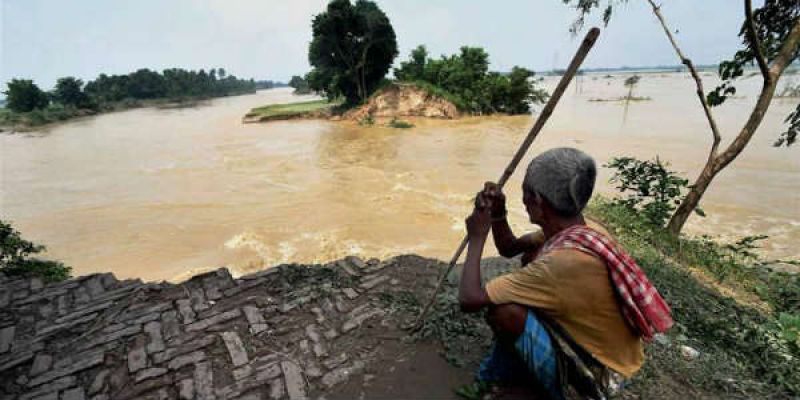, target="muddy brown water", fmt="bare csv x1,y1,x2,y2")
1,72,797,281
